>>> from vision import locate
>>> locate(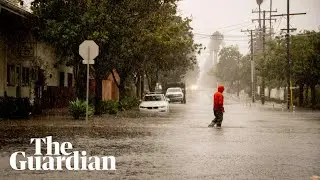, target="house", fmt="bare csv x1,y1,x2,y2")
102,69,120,101
0,0,75,109
89,69,120,101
